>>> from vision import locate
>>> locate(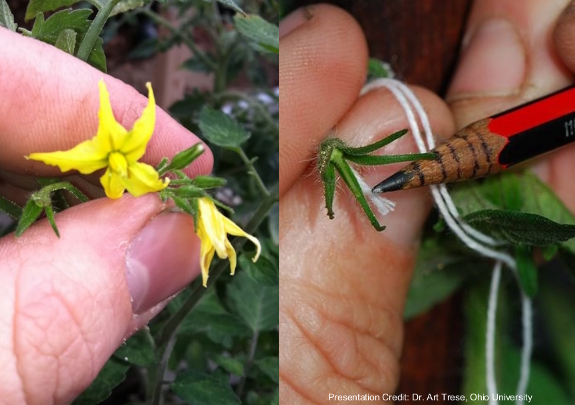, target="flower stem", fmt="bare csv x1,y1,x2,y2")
237,147,270,197
154,183,278,343
76,0,121,62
